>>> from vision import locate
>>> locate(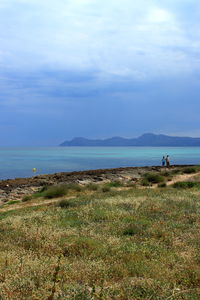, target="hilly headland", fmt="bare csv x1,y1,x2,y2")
60,133,200,146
